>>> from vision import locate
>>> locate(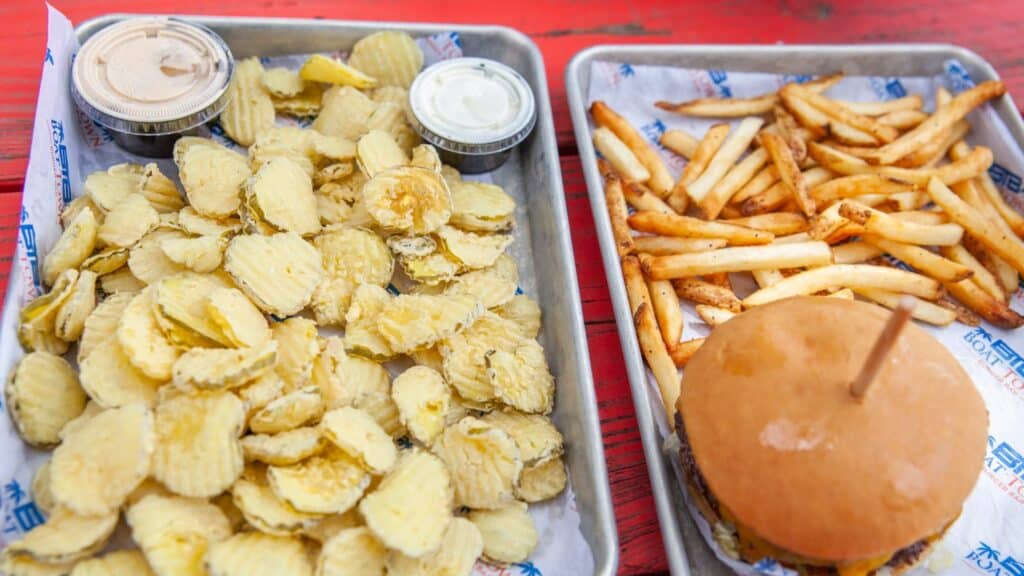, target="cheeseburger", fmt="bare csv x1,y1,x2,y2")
676,297,988,576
